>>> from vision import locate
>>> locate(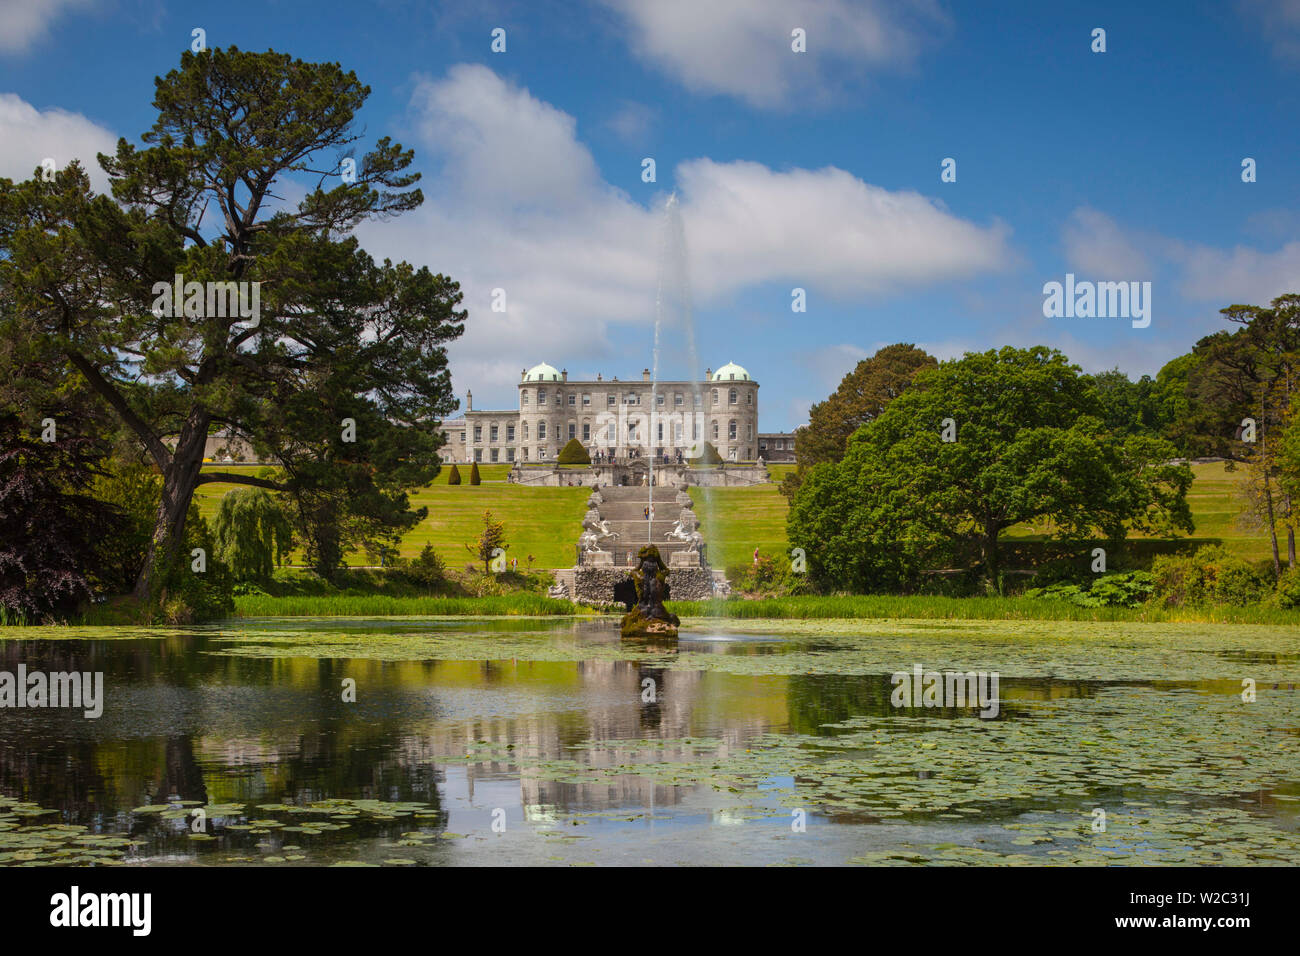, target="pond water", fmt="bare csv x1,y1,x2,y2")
1,616,1298,866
